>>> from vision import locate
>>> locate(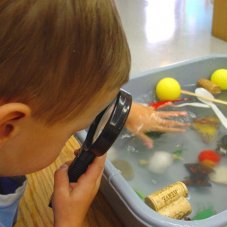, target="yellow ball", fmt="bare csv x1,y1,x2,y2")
156,77,181,101
210,68,227,90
